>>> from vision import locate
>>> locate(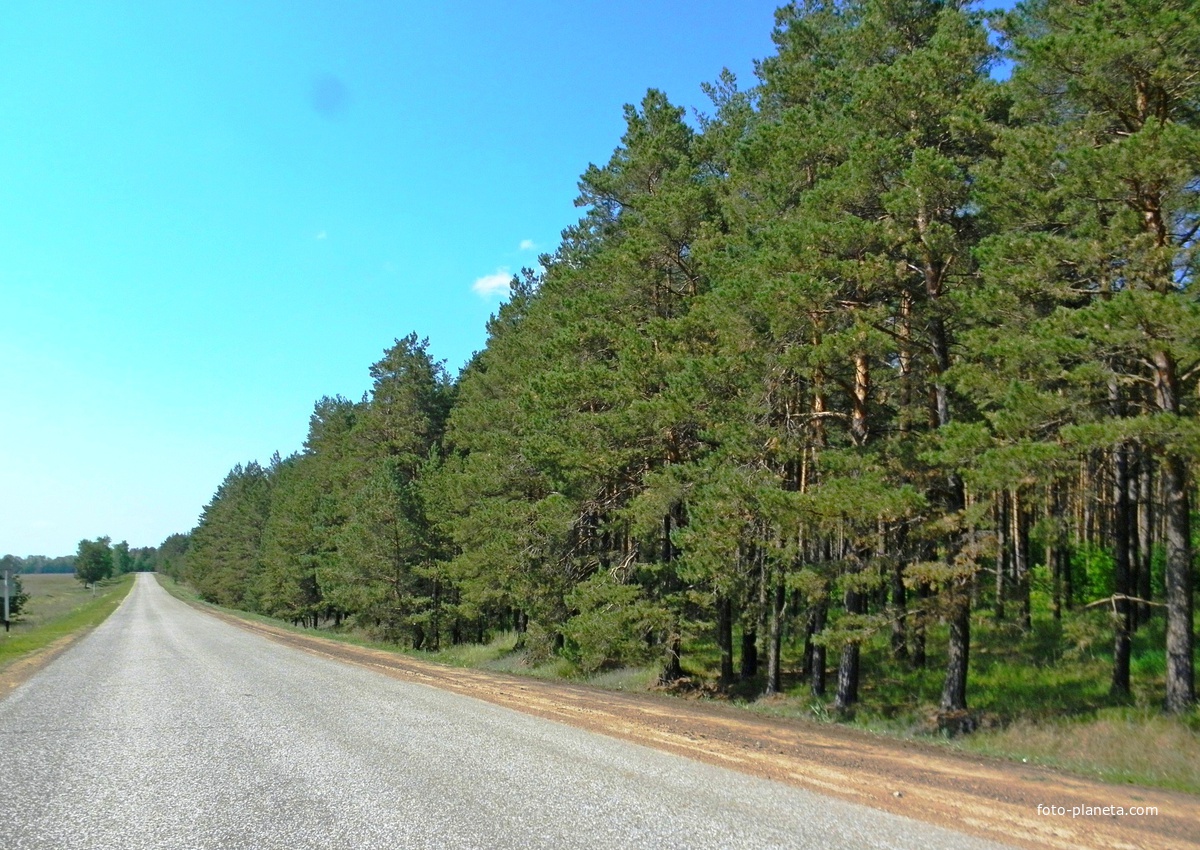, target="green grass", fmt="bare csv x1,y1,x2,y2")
699,604,1200,793
0,573,135,672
